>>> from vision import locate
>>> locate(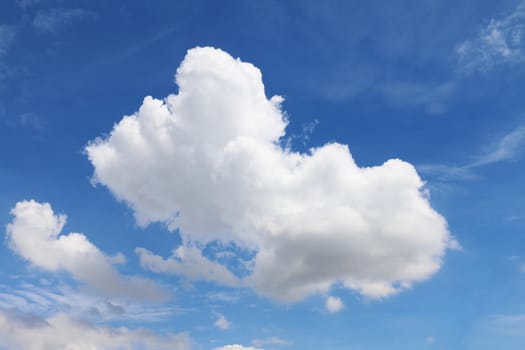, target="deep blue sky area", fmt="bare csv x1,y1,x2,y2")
1,1,525,349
